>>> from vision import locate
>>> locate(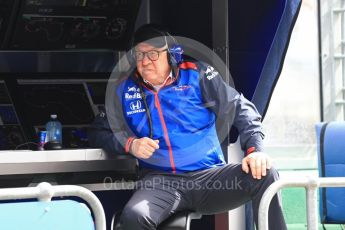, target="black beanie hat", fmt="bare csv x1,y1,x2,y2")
132,24,170,48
